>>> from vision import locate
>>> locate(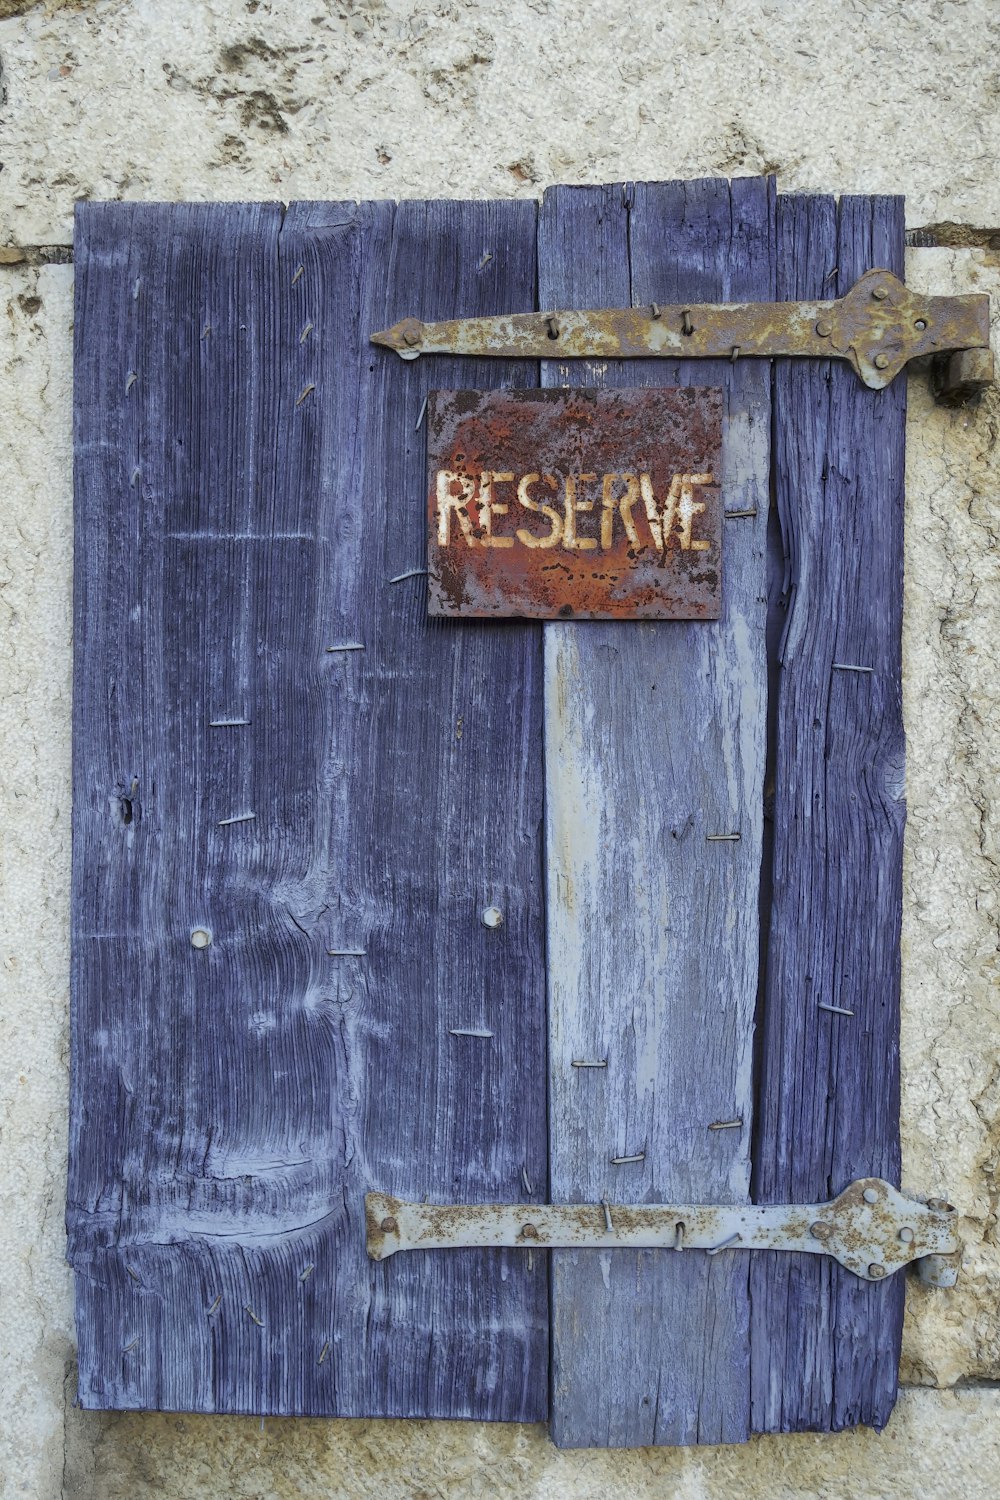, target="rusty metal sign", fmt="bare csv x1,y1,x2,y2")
365,1178,962,1286
373,269,993,396
426,387,723,621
